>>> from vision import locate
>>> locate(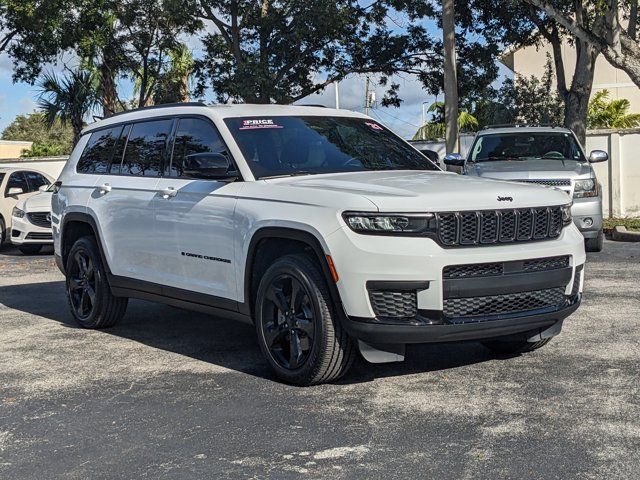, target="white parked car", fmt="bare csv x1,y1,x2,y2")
0,167,53,247
11,186,54,254
52,103,586,385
